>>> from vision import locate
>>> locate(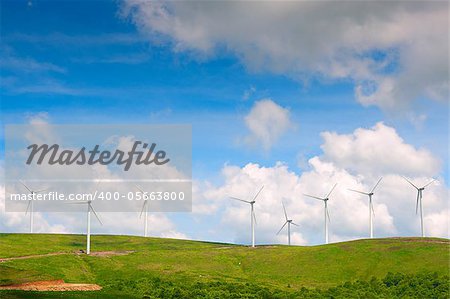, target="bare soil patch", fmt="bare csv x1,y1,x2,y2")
0,280,102,291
